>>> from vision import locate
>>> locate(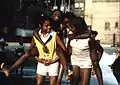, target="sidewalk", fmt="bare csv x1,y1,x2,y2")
0,66,118,85
0,46,119,85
